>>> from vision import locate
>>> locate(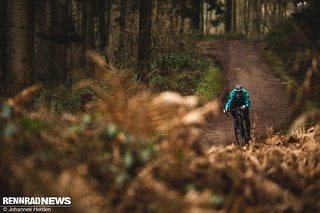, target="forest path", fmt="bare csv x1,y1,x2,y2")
201,40,292,146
